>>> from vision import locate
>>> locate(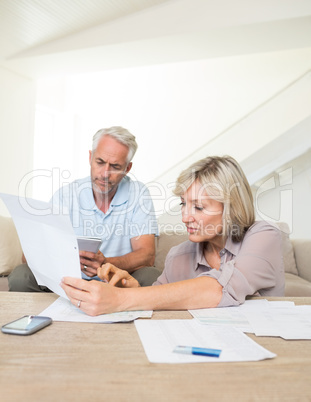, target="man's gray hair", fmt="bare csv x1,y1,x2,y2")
92,126,138,162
